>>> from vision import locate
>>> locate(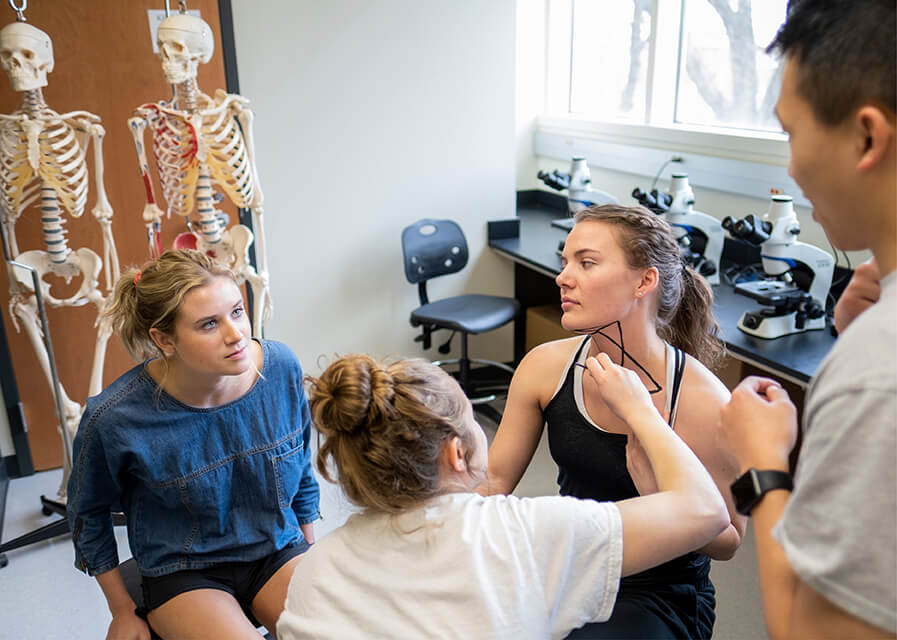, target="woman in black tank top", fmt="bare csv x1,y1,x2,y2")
480,205,747,639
